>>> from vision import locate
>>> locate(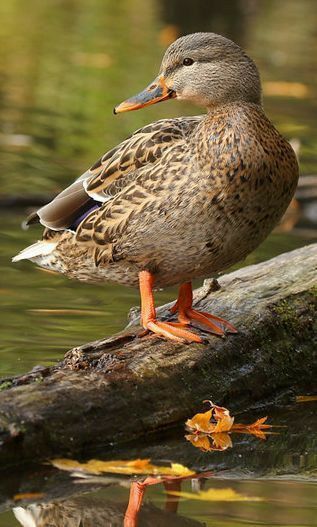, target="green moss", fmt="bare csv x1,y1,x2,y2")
273,292,316,334
311,285,317,298
0,381,12,391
